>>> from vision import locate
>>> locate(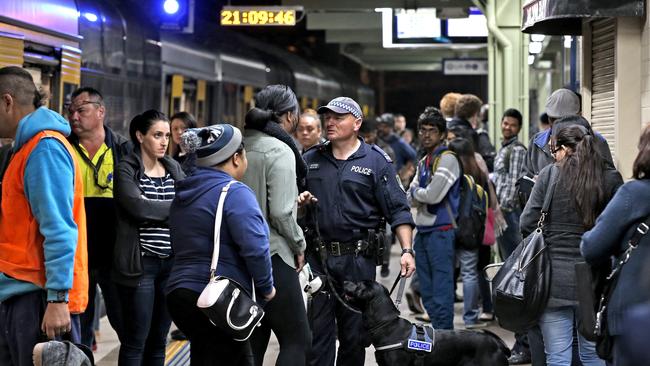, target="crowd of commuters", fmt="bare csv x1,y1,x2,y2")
0,62,648,366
